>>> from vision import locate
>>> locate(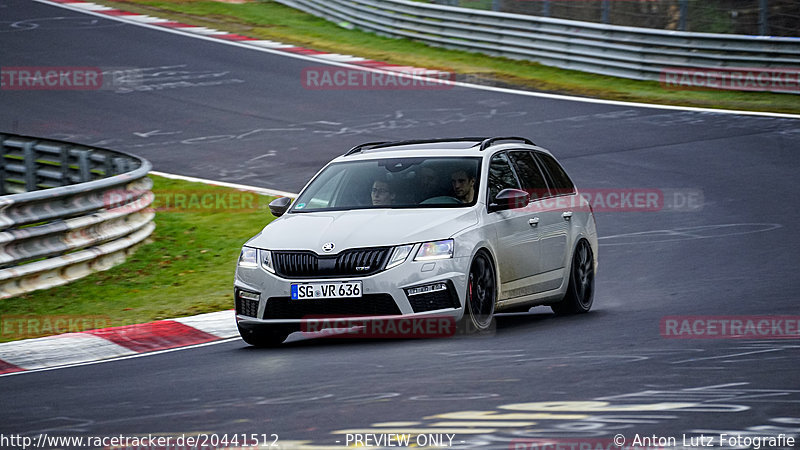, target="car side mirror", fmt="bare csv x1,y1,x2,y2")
489,188,530,213
268,196,292,217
